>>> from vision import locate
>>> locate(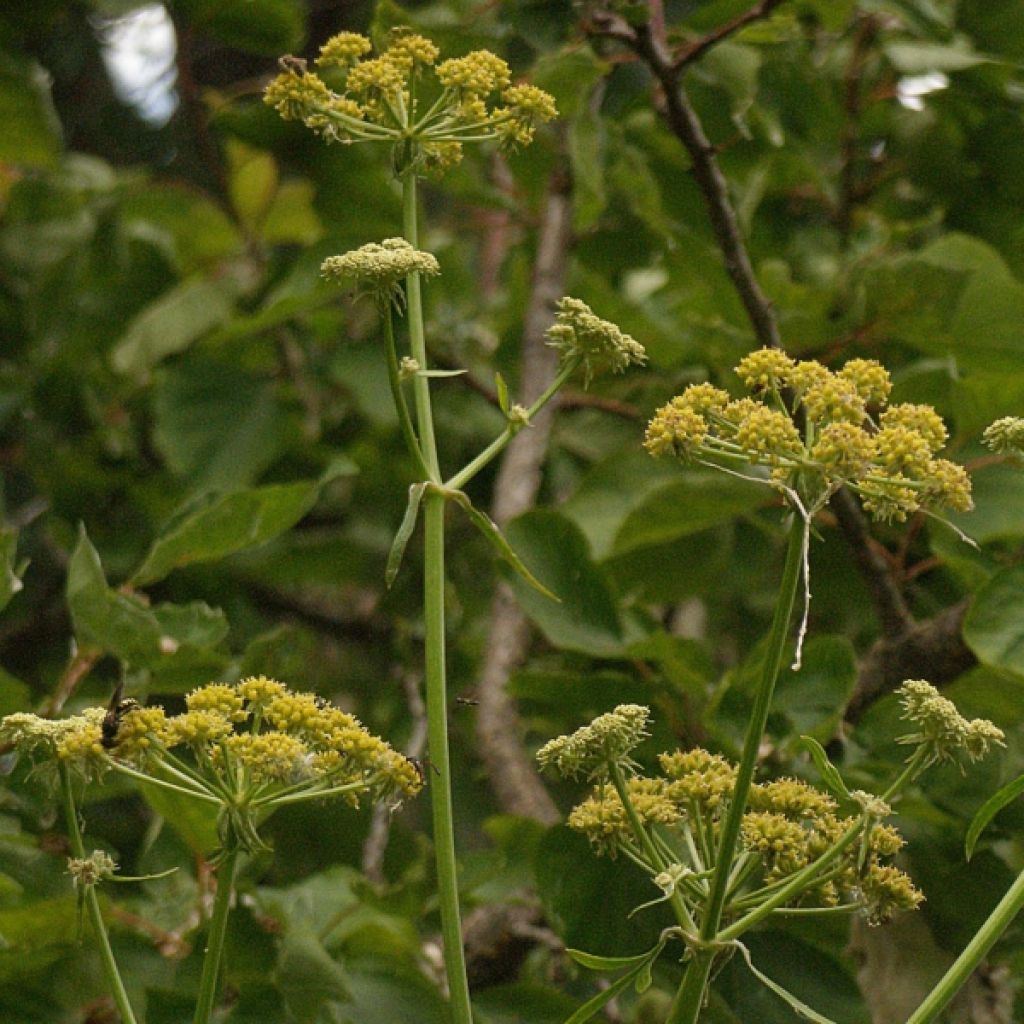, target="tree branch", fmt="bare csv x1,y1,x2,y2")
673,0,786,70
